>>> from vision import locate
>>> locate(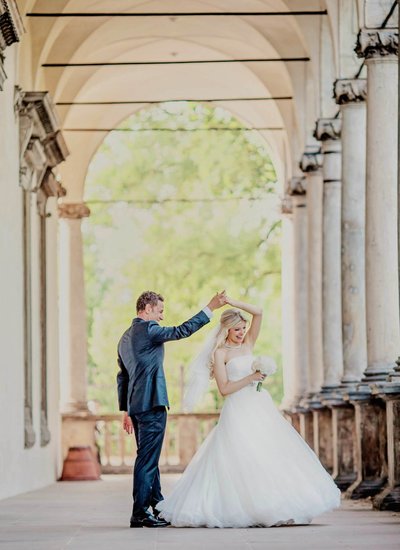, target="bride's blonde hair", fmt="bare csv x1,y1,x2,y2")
209,309,248,378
